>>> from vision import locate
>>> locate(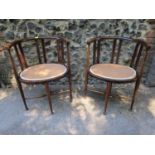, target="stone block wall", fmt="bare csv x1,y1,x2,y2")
145,20,155,86
0,19,151,88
